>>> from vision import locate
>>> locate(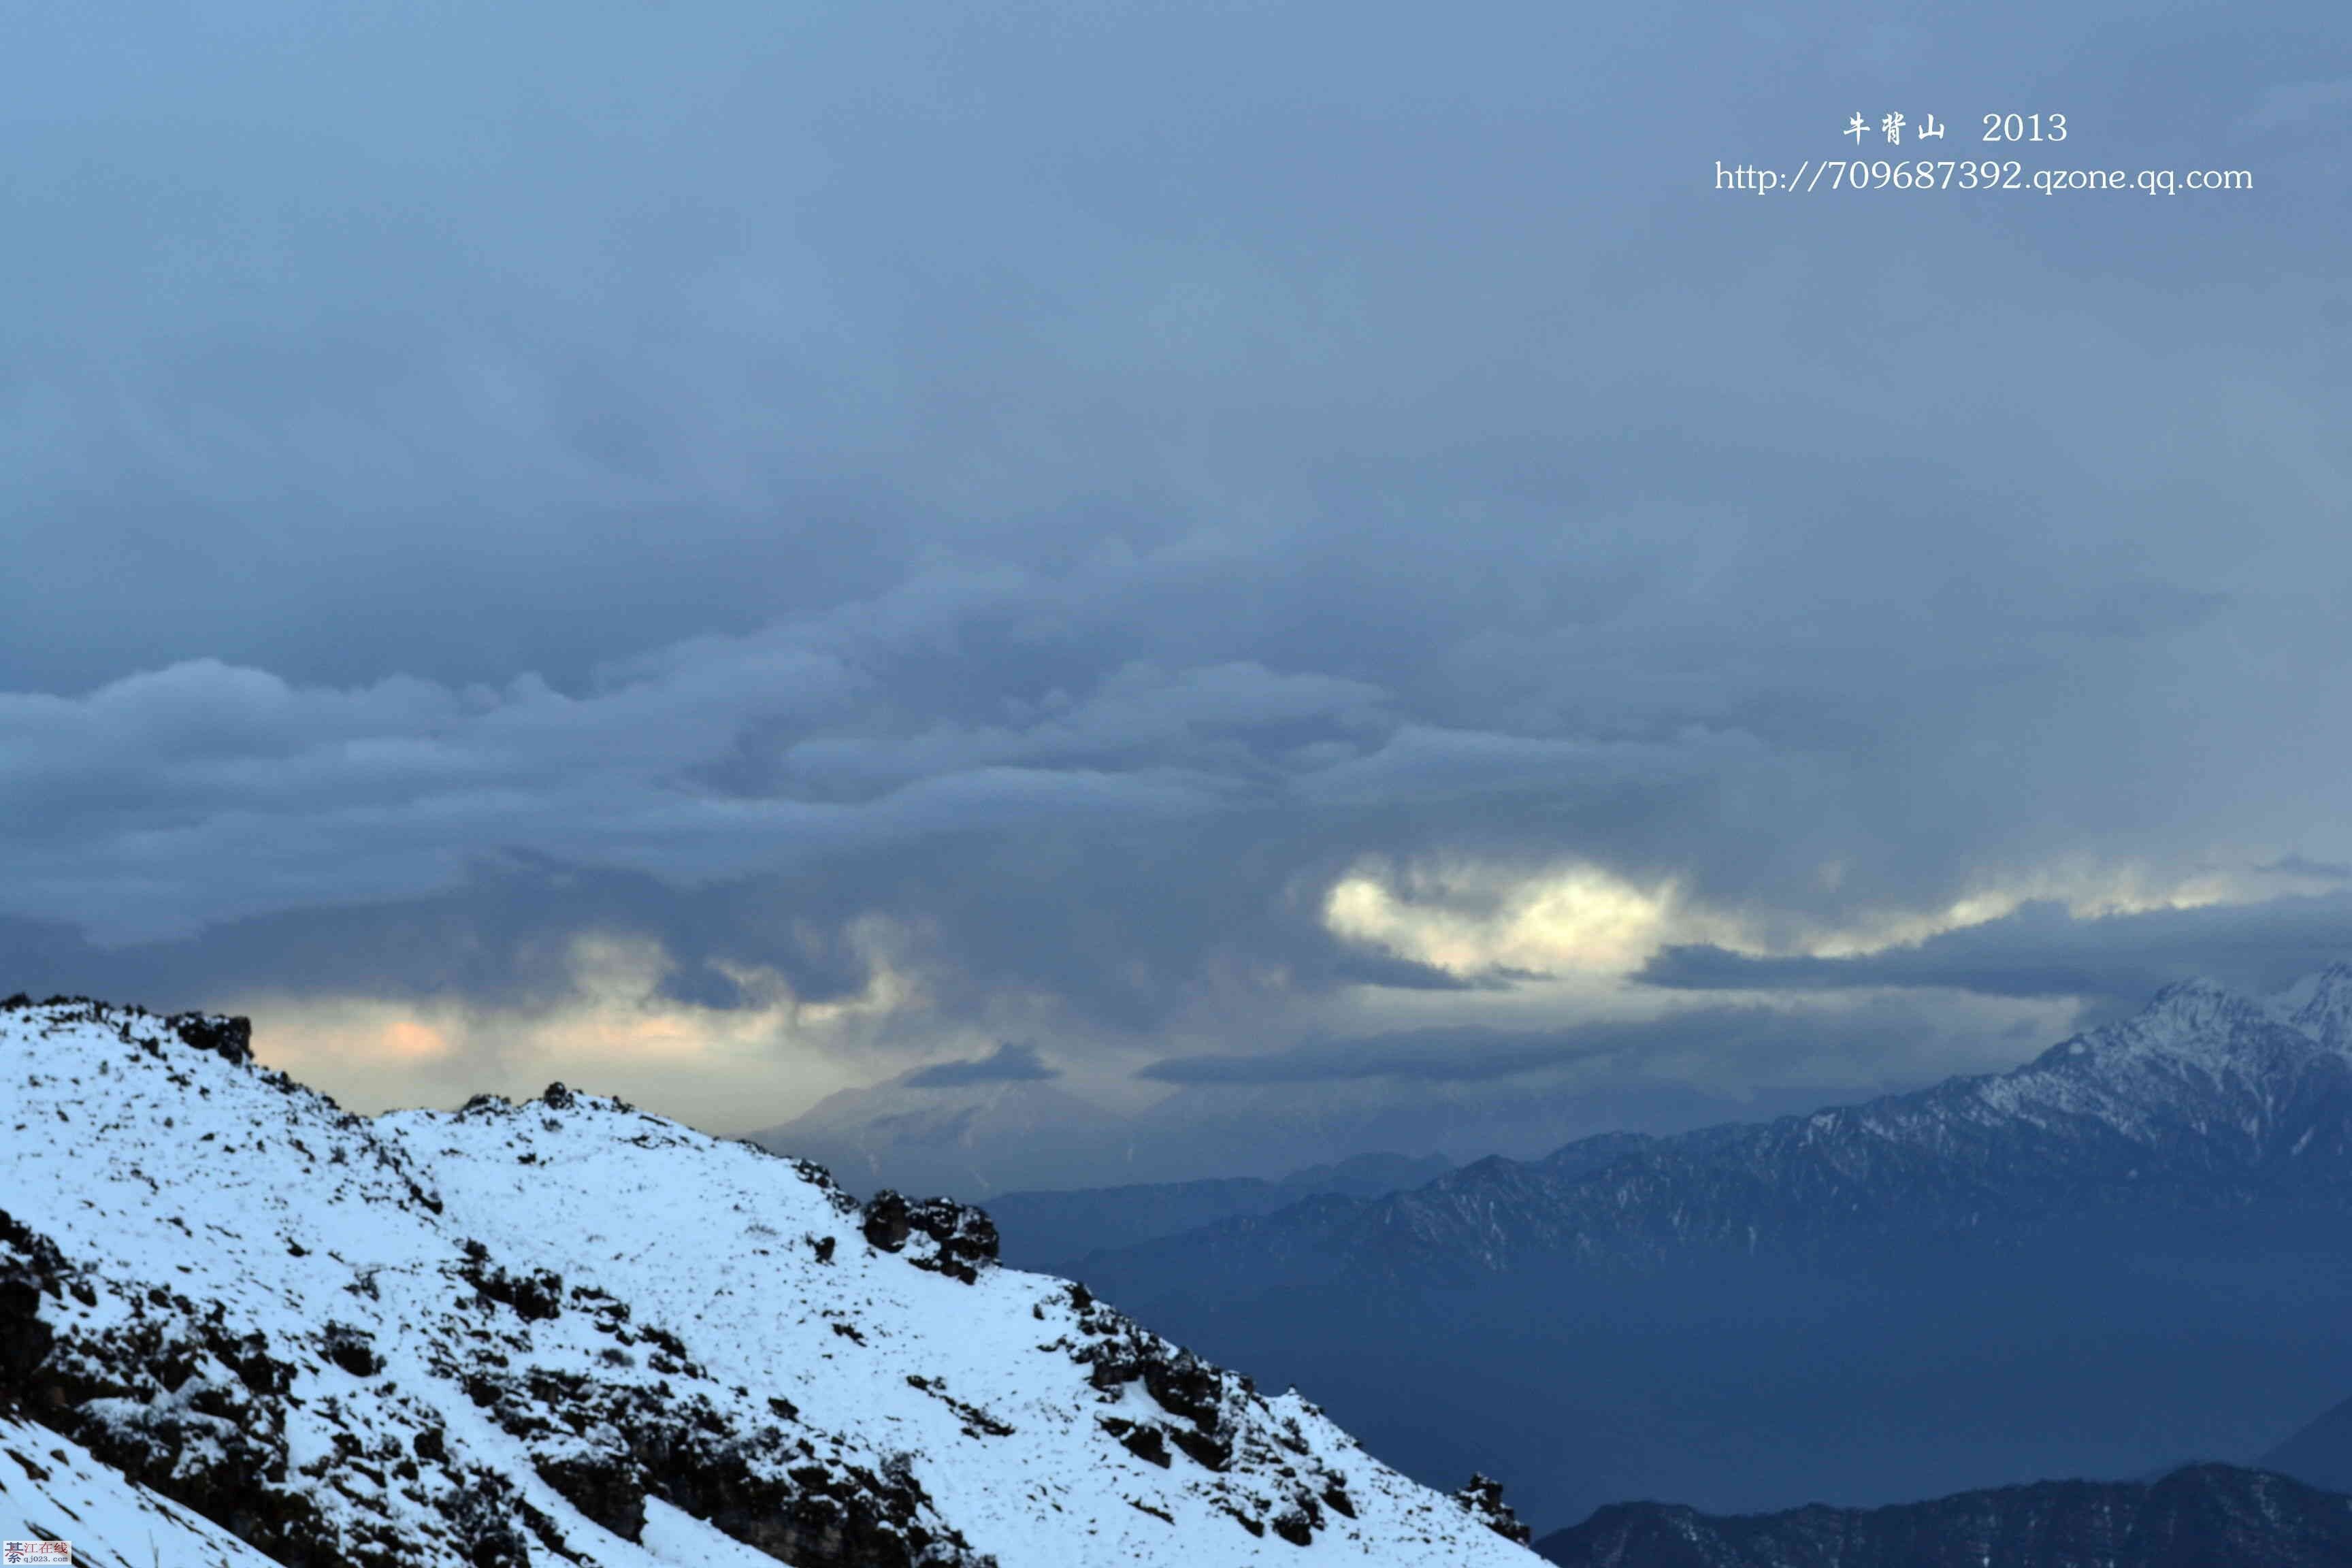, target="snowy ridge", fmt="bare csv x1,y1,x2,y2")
1965,976,2330,1134
2283,962,2352,1054
0,997,1538,1567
